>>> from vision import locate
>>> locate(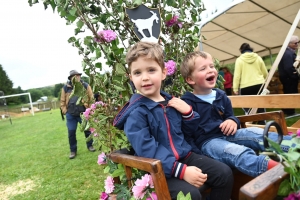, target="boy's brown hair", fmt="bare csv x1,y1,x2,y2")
126,42,165,73
180,51,211,86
